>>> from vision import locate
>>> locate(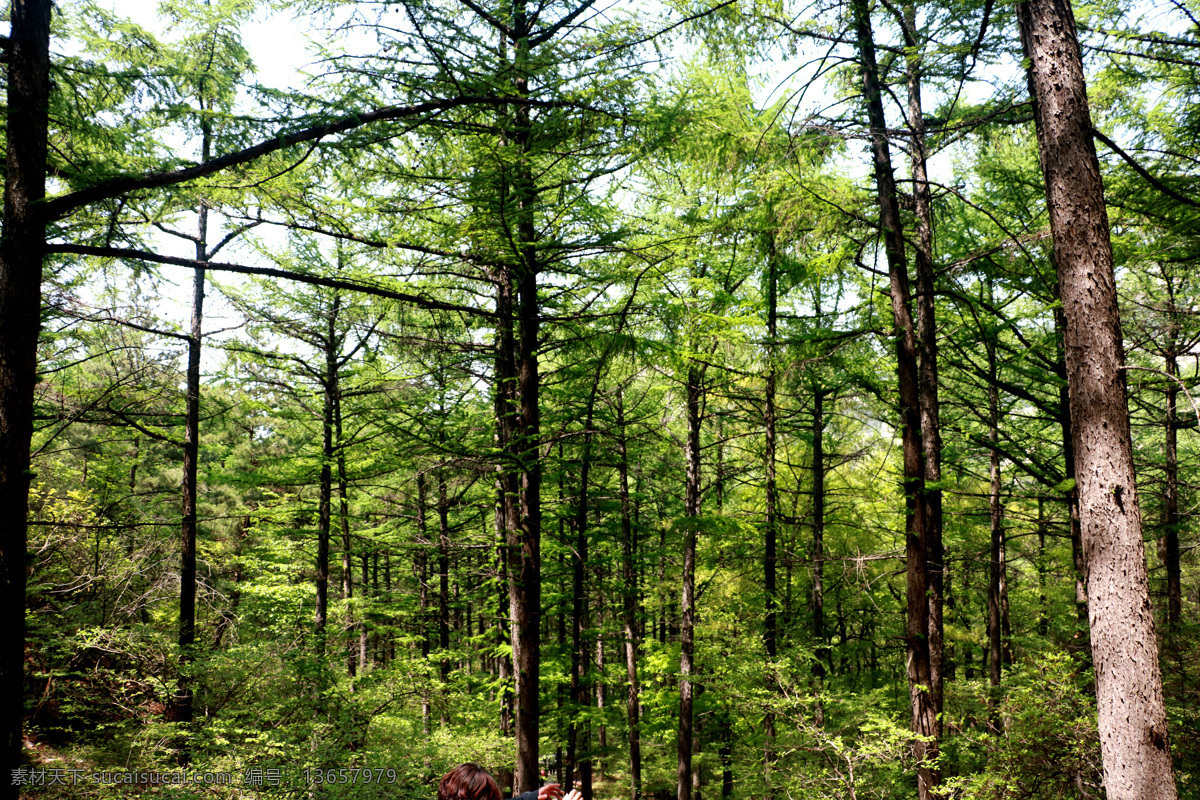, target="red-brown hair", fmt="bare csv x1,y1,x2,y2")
438,764,503,800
